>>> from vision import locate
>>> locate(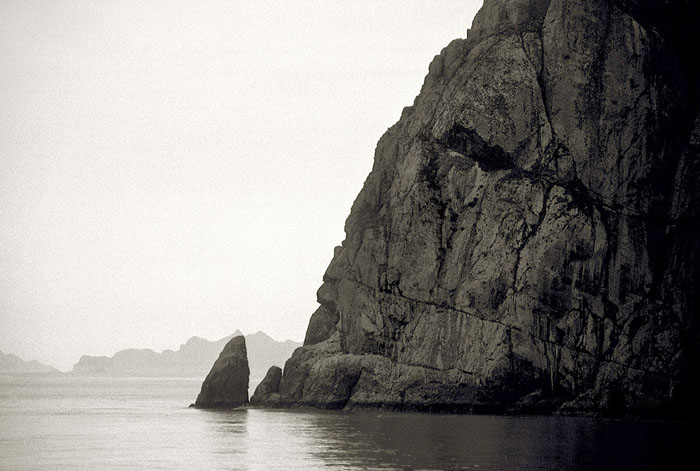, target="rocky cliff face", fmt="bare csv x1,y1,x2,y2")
253,0,700,416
